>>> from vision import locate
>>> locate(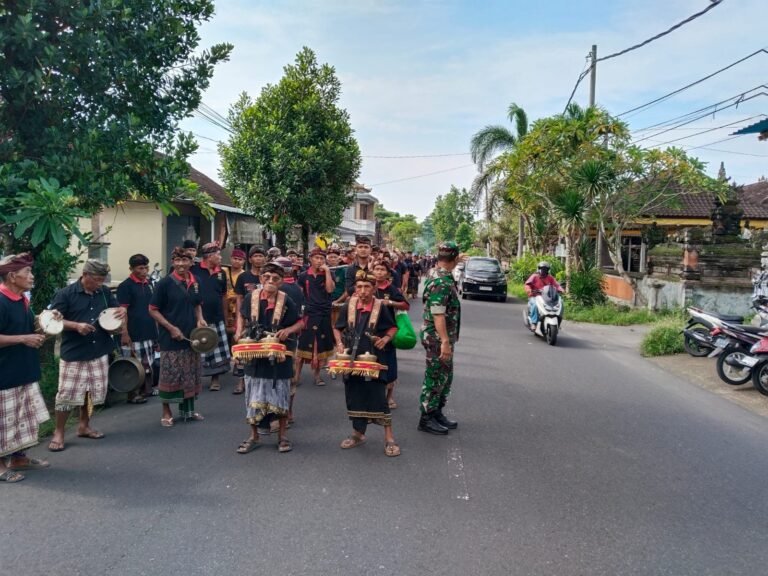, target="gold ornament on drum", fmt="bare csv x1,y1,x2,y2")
327,350,387,379
232,333,287,362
